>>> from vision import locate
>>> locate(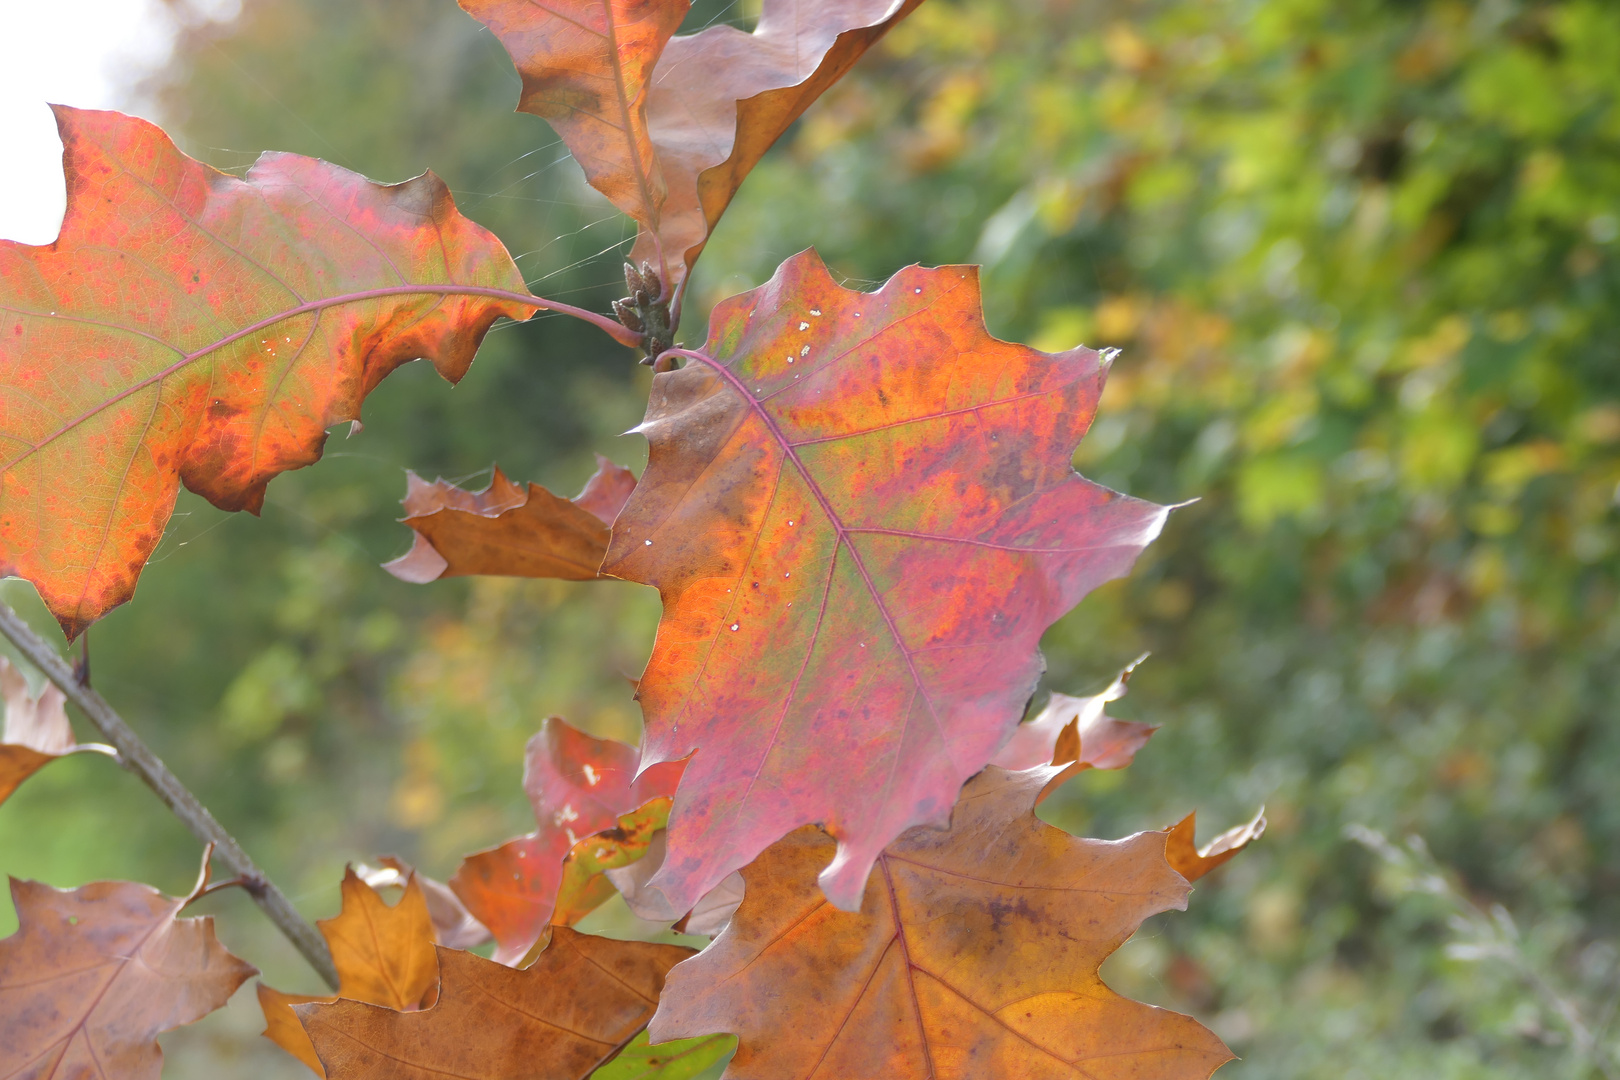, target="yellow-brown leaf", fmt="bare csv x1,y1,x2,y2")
649,766,1233,1079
